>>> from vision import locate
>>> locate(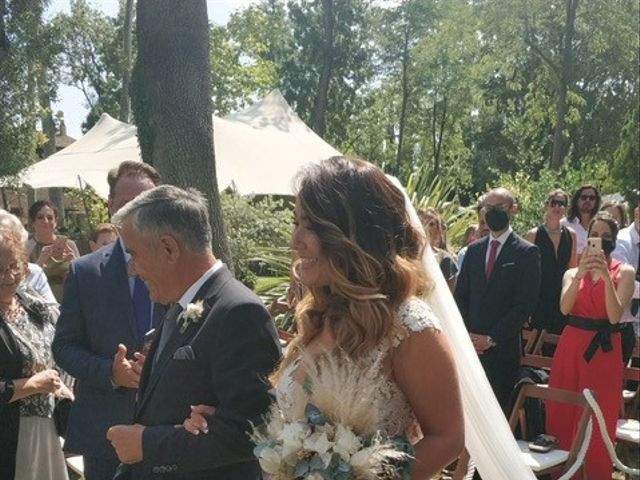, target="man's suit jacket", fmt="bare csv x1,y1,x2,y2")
116,265,281,480
454,232,541,363
52,241,164,458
